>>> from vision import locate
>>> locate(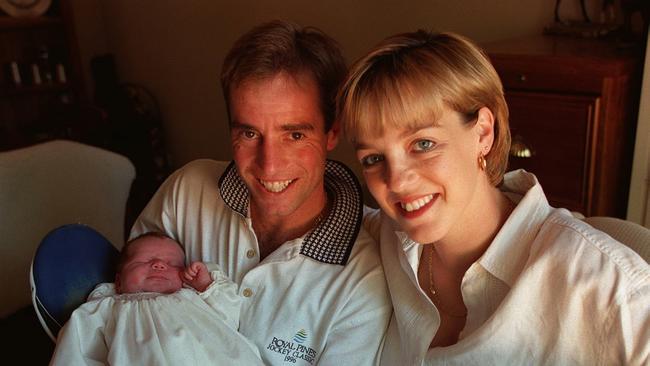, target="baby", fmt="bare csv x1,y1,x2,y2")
114,232,209,294
50,232,264,365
